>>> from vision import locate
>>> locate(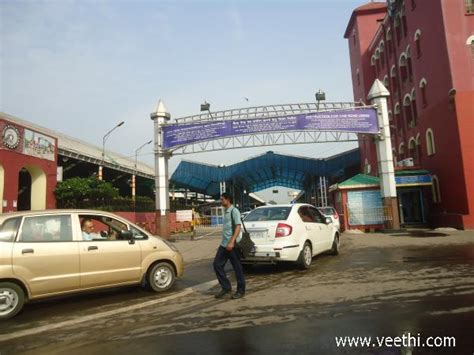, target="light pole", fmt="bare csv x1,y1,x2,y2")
132,140,153,206
99,121,125,180
315,89,326,111
200,101,214,119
